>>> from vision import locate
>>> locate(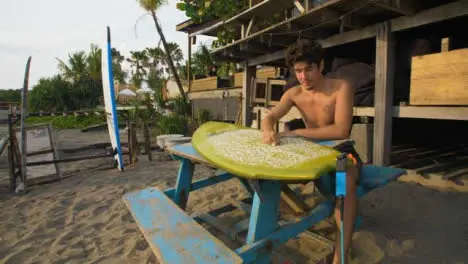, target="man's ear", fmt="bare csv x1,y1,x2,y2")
319,59,325,73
